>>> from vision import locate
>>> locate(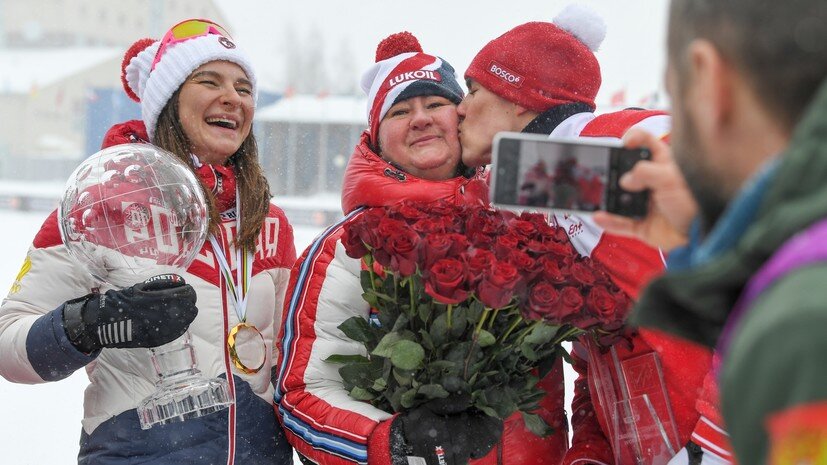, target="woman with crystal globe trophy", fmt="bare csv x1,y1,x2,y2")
0,19,296,464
